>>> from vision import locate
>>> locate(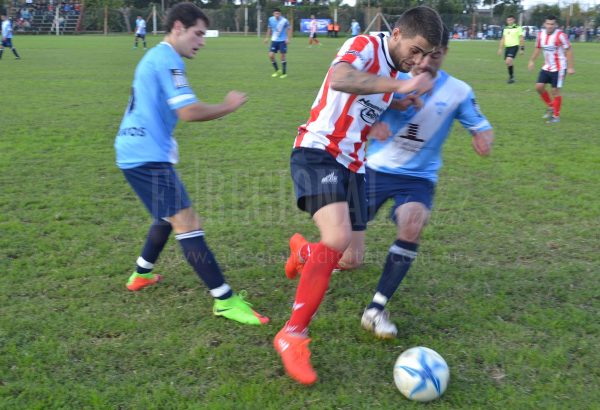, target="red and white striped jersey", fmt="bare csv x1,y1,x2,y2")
536,29,570,72
294,34,398,173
